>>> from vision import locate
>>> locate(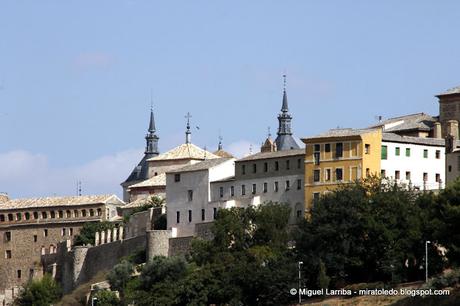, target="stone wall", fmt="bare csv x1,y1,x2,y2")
168,236,194,257
146,230,171,258
195,222,214,240
58,235,146,293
